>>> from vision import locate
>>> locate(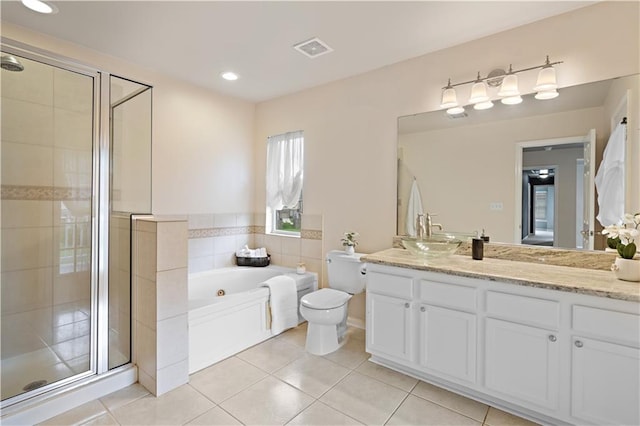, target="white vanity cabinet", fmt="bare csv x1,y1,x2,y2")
364,261,640,426
417,279,477,384
569,305,640,425
484,292,561,411
366,271,414,362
